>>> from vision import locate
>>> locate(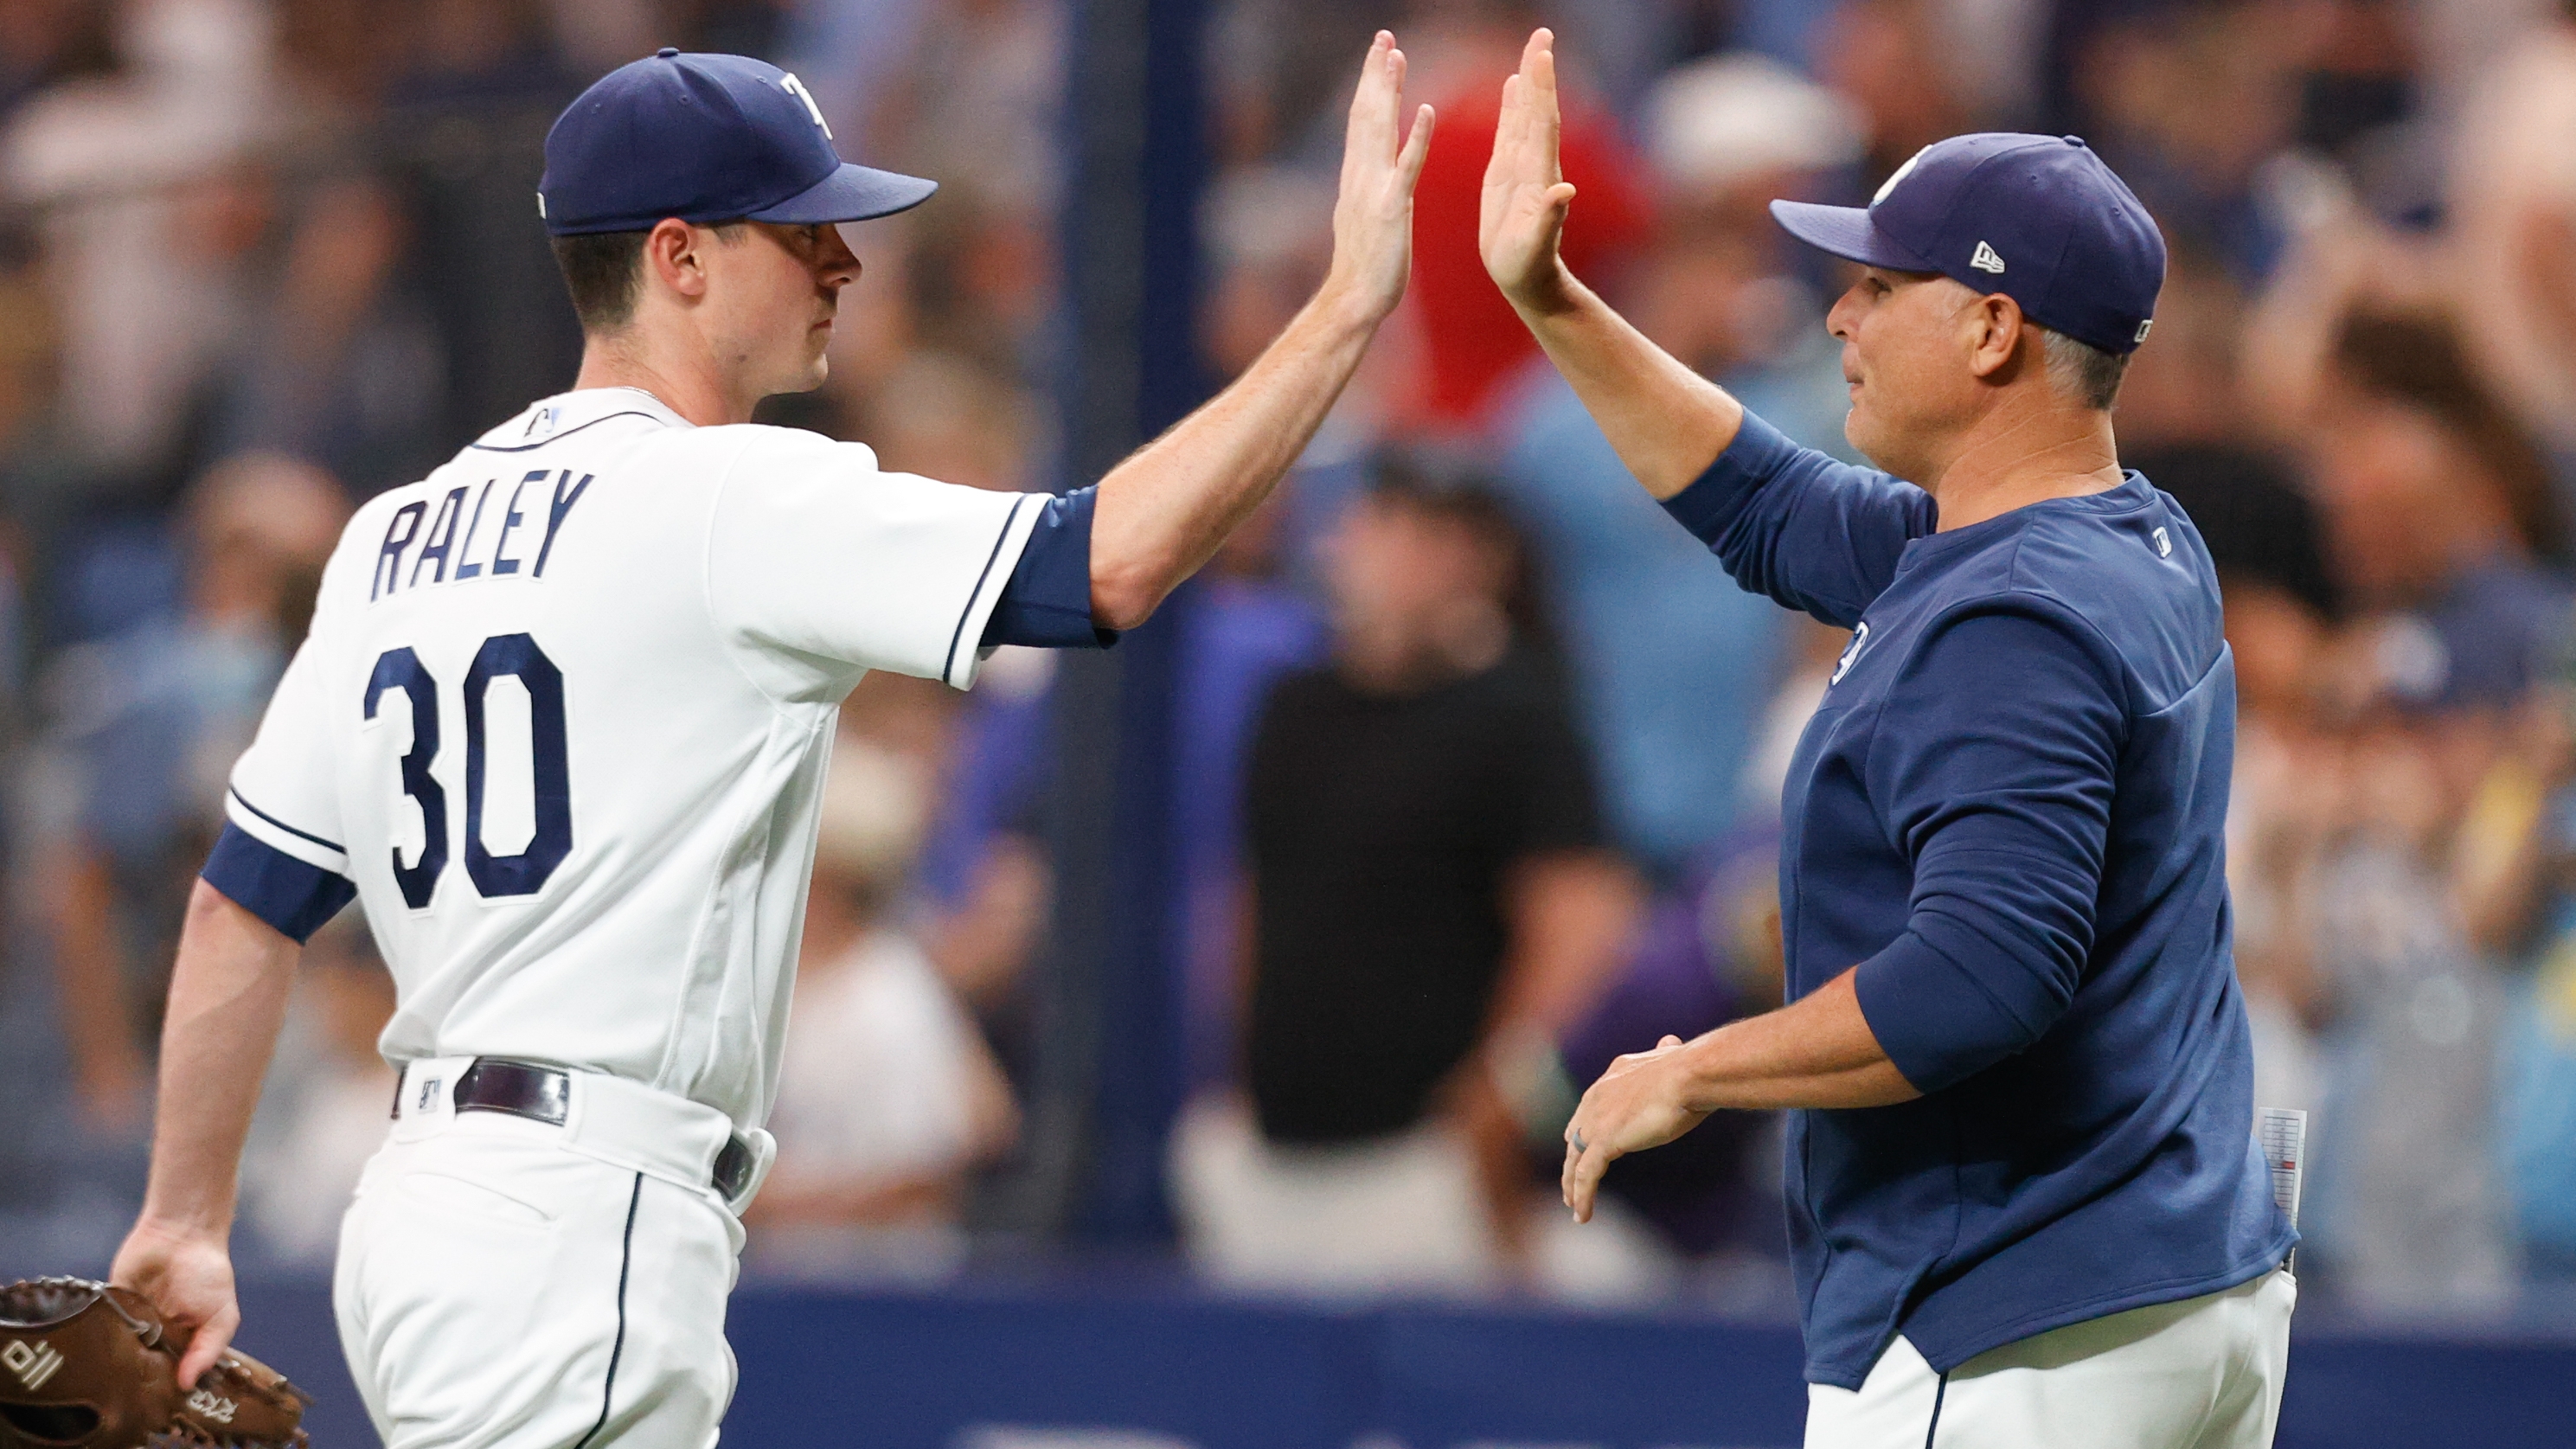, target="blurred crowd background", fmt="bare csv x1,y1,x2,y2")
3,0,2576,1332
